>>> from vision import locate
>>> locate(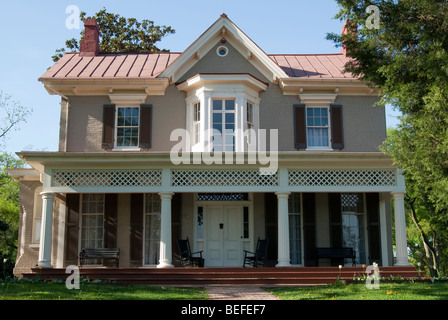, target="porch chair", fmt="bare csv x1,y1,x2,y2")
177,237,204,267
243,237,269,267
